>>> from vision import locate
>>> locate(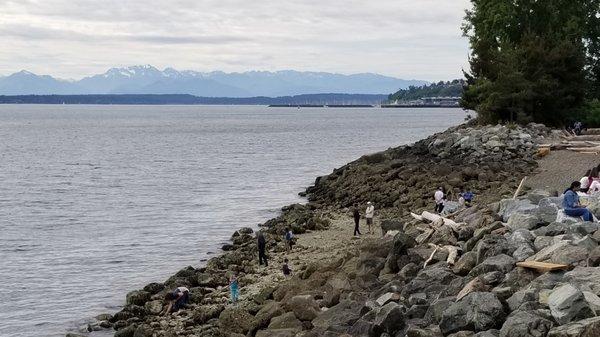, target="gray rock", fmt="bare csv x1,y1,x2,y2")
439,292,506,334
268,312,302,330
526,241,589,265
548,283,594,325
475,235,515,264
498,199,538,222
499,310,552,337
564,267,600,296
474,331,500,337
255,301,285,329
507,213,539,231
380,219,404,235
534,236,555,251
469,254,516,277
125,290,150,306
424,297,455,325
115,325,137,337
312,300,361,330
547,316,600,337
372,302,405,336
507,289,538,311
256,329,300,337
453,251,477,276
285,295,319,321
